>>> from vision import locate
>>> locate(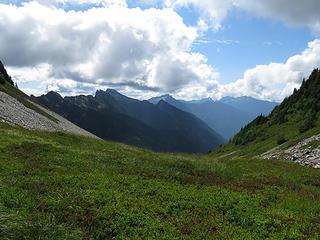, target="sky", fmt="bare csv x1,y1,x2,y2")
0,0,320,102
